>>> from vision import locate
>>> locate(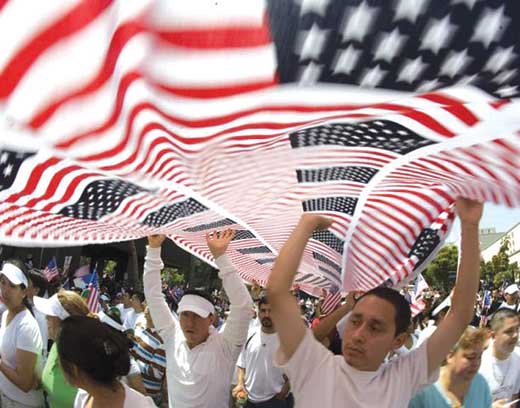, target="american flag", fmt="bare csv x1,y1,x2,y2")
0,1,519,294
410,273,429,316
42,257,59,282
321,284,343,315
86,269,99,313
